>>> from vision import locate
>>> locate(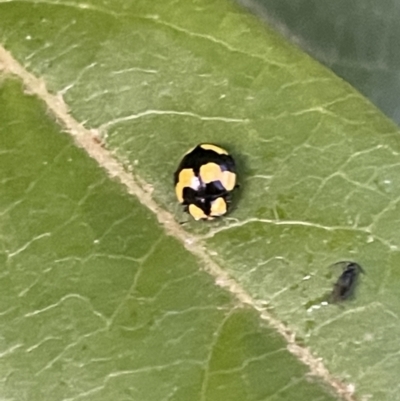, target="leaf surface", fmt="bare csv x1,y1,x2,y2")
0,78,338,400
1,1,400,400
